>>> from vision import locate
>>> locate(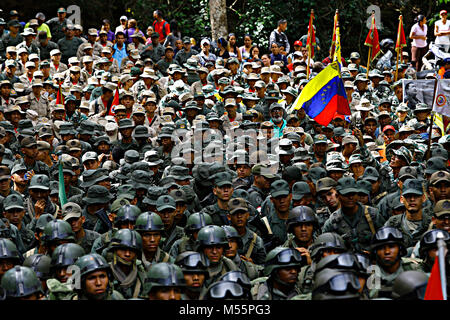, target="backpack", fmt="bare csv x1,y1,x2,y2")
153,20,169,39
